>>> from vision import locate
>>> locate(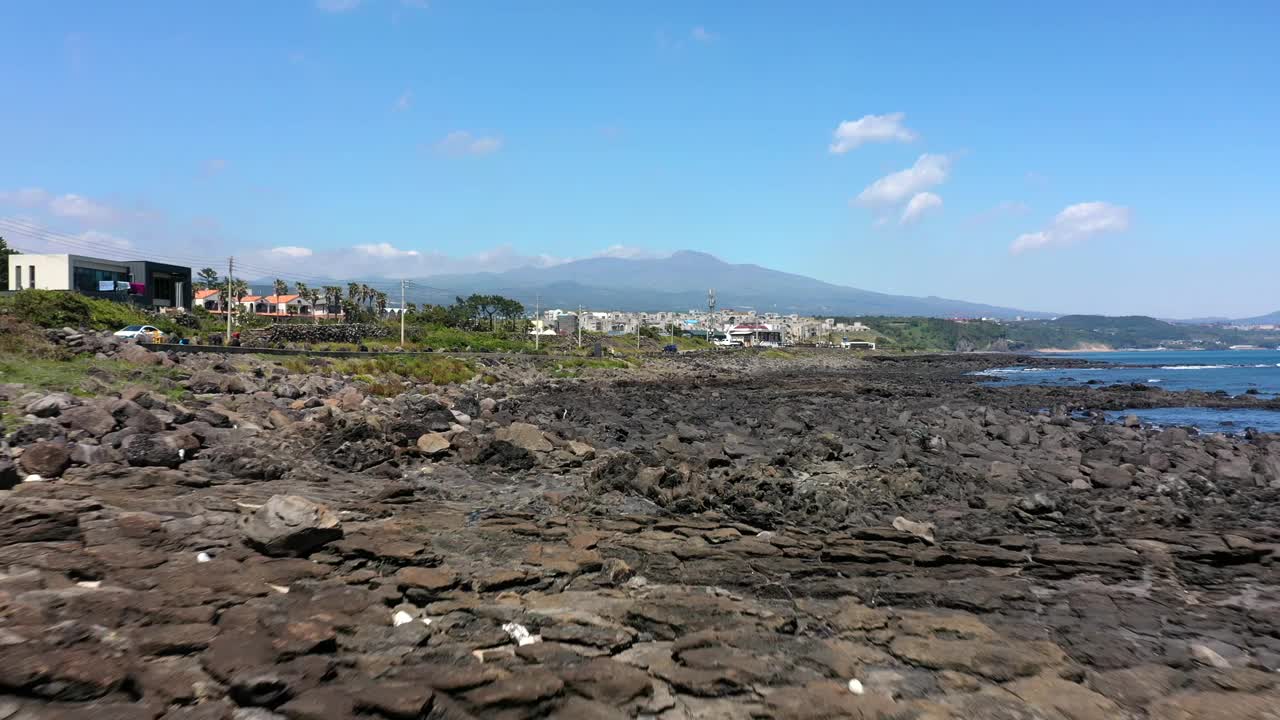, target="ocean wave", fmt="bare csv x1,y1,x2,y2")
1160,365,1230,370
1146,379,1162,383
971,367,1044,376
